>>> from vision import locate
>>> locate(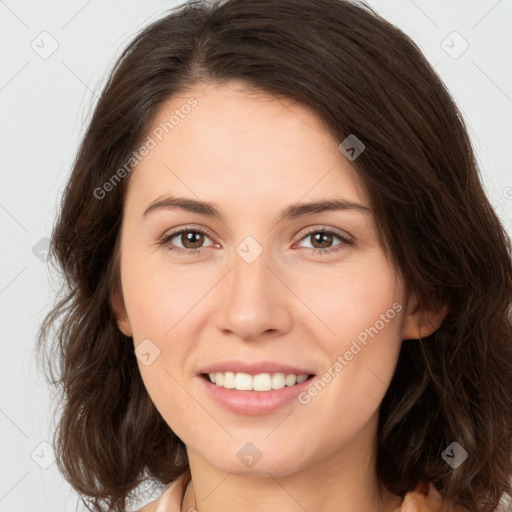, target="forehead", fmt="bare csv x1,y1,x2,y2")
126,81,368,210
